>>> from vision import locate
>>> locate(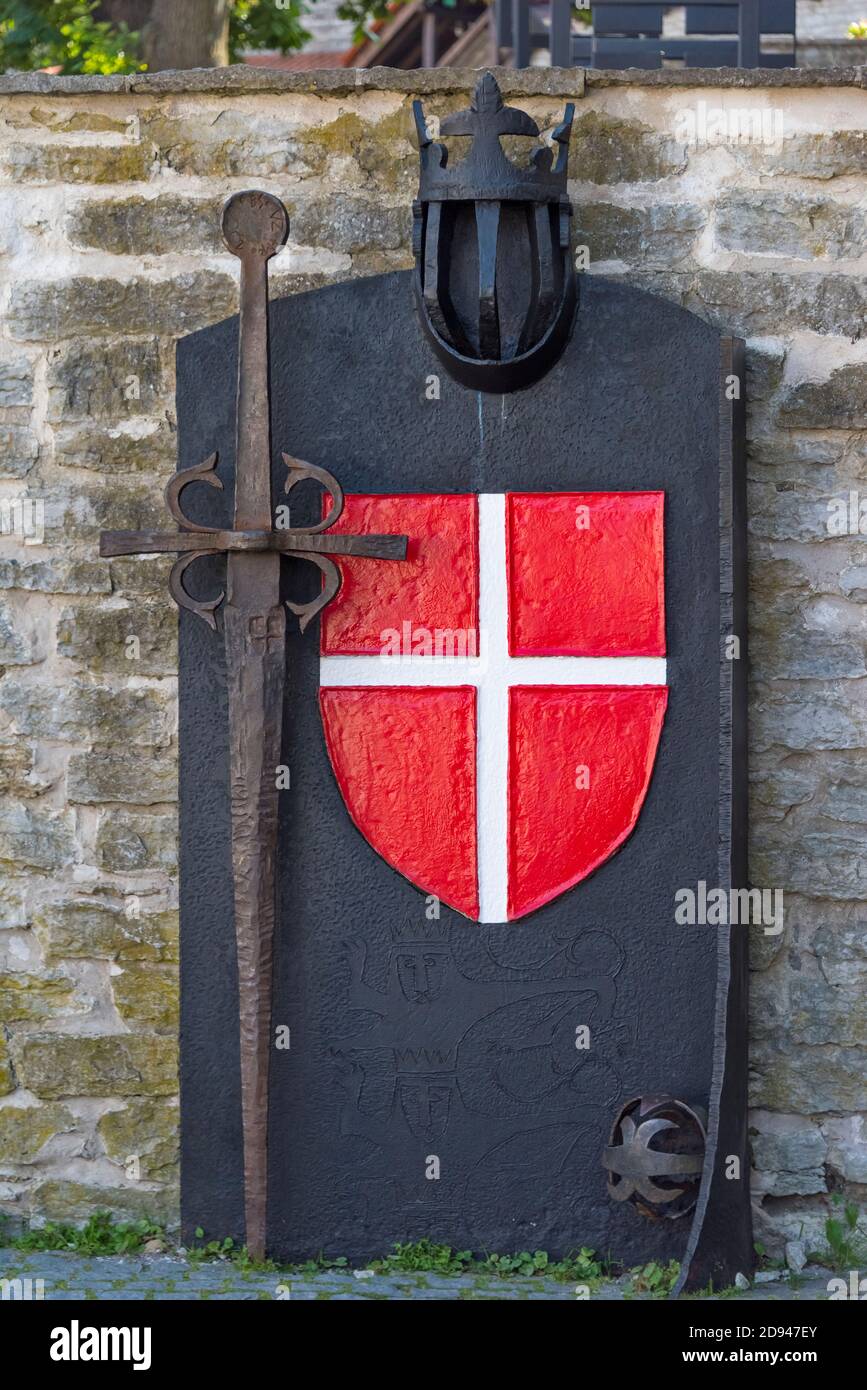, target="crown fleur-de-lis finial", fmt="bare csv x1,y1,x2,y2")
413,72,573,204
471,70,504,115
